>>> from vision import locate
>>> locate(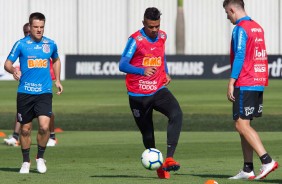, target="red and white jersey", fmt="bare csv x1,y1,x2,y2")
125,30,167,94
